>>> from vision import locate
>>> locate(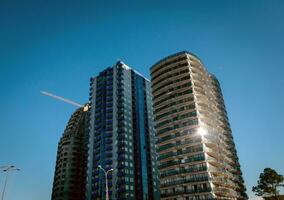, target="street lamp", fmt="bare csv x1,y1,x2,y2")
98,165,113,200
0,165,20,200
